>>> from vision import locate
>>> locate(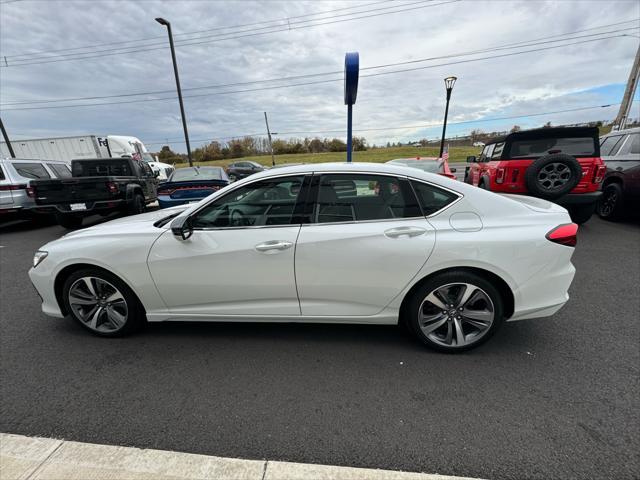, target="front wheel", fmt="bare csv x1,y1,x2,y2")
62,269,145,337
405,271,504,352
